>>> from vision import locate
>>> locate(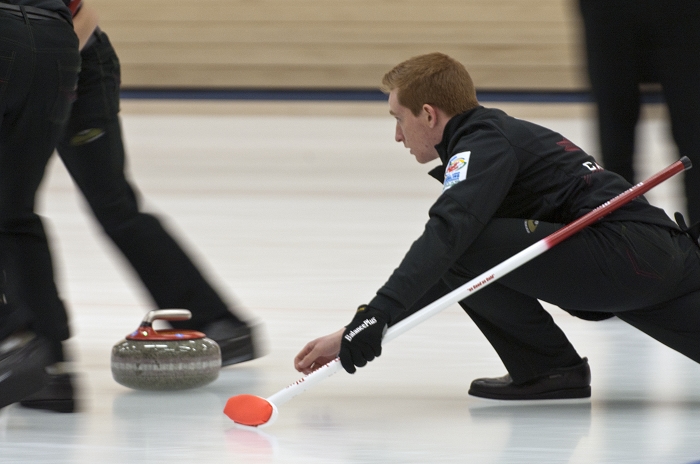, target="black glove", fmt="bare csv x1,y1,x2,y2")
339,305,389,374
